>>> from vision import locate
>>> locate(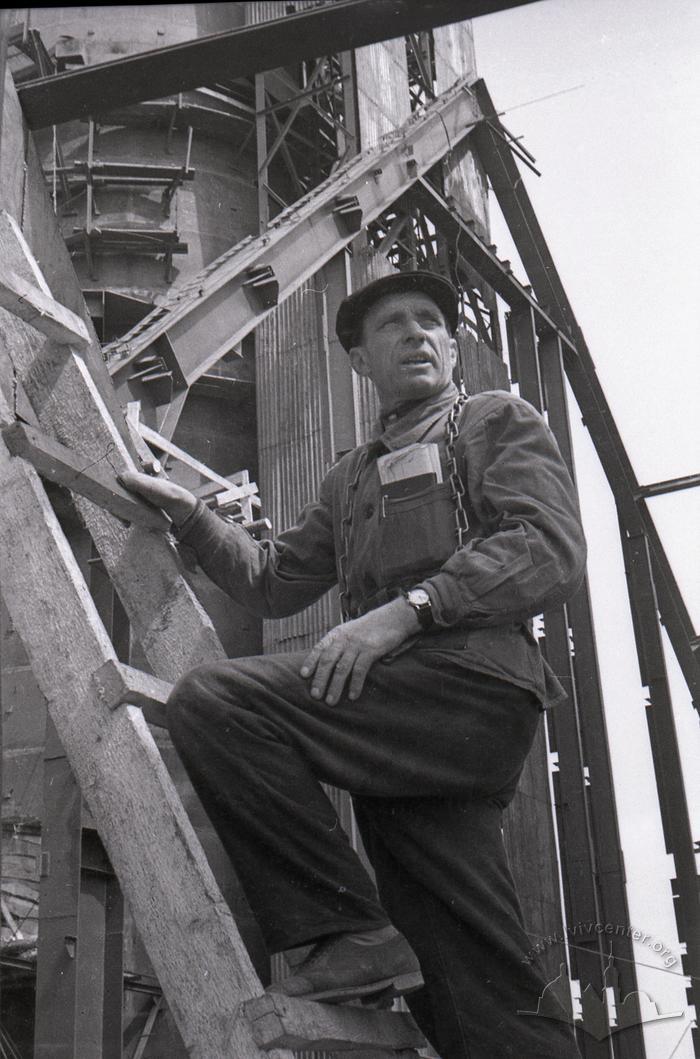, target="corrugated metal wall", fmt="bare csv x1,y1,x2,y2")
256,282,338,655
